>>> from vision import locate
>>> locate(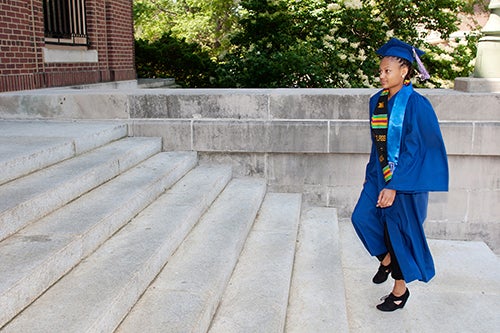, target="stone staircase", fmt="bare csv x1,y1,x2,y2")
0,120,498,332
